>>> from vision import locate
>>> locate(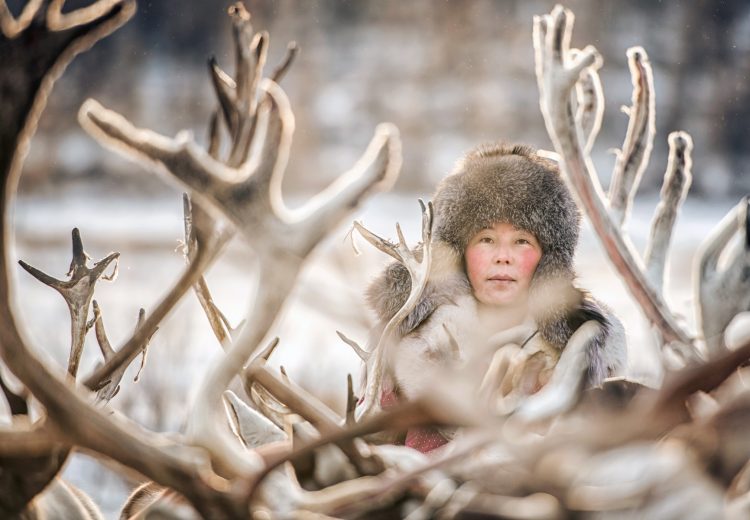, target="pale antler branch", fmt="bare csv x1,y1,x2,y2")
270,41,299,84
182,193,235,348
354,200,434,422
244,345,384,476
91,301,153,402
336,330,370,362
82,231,226,390
607,46,656,227
0,0,43,38
644,132,693,292
18,228,119,377
695,198,750,355
533,5,695,355
573,50,604,154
